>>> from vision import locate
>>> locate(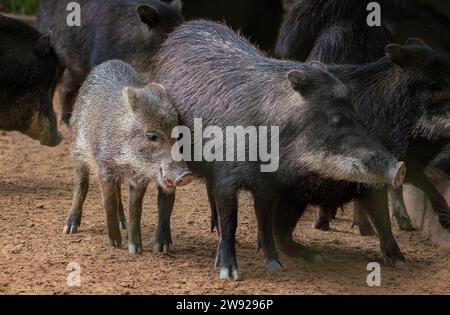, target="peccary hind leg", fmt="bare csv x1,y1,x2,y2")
128,182,147,255
389,187,415,231
64,161,90,234
273,201,323,263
